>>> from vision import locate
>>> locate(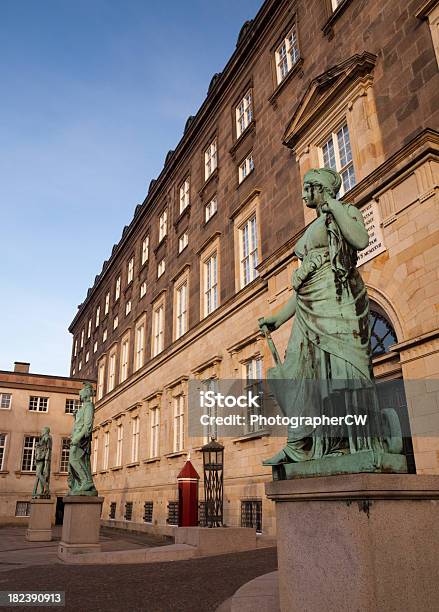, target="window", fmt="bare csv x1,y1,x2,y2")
131,416,140,462
173,395,185,452
236,90,253,138
157,259,166,278
116,424,123,466
29,397,48,412
124,501,133,521
125,300,132,316
159,209,168,242
0,393,12,410
204,139,217,180
93,341,98,353
331,0,343,9
78,361,82,371
85,351,90,363
241,499,262,533
0,433,7,470
275,25,299,84
97,361,105,400
65,399,80,414
320,122,356,195
74,339,78,356
80,330,84,348
121,337,129,382
203,379,218,442
92,436,99,473
176,281,188,339
150,407,160,457
105,292,110,315
205,196,217,223
370,309,397,357
87,319,92,339
178,232,188,253
108,353,116,392
135,323,145,371
103,431,110,469
238,153,254,184
115,276,121,301
152,304,164,356
167,501,179,525
204,253,218,316
244,357,264,434
15,502,31,517
95,306,100,328
113,315,119,330
59,438,70,473
21,435,38,472
179,178,190,214
143,501,153,523
141,235,150,265
239,215,259,287
103,329,108,343
140,281,147,298
109,501,116,519
127,258,134,284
